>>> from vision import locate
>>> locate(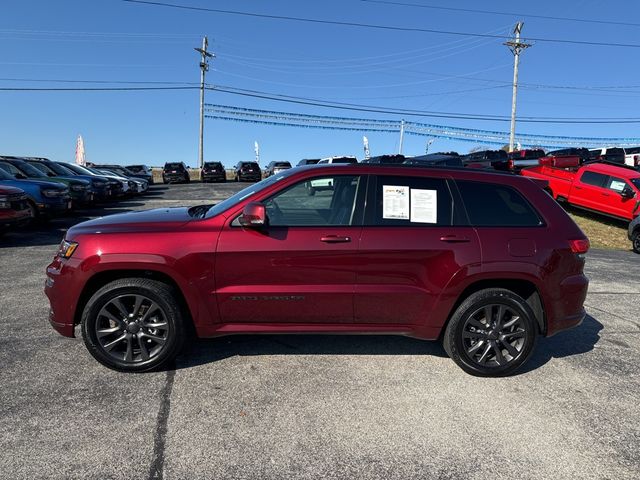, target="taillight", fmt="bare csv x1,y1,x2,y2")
634,154,639,166
569,238,590,255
